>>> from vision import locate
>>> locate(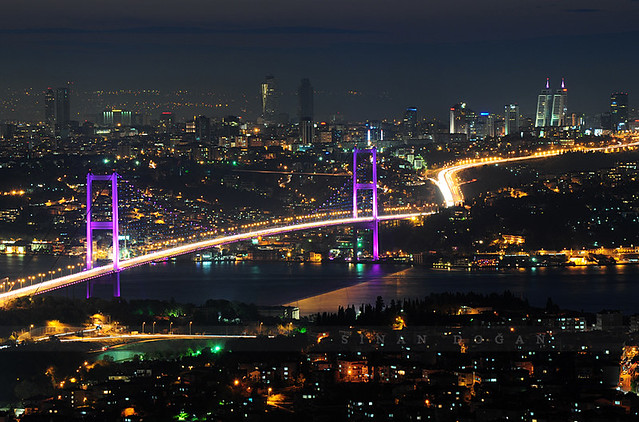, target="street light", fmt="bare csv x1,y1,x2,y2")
142,322,145,334
169,321,173,335
152,321,156,334
189,321,192,336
